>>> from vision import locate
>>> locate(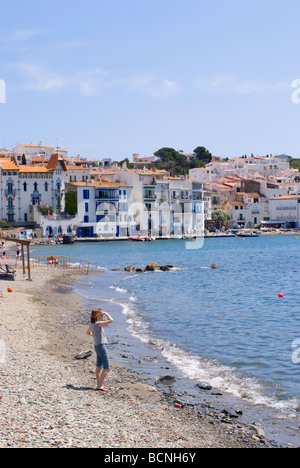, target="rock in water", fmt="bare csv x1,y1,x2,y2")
145,262,160,271
124,266,136,272
156,375,176,385
196,382,212,391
